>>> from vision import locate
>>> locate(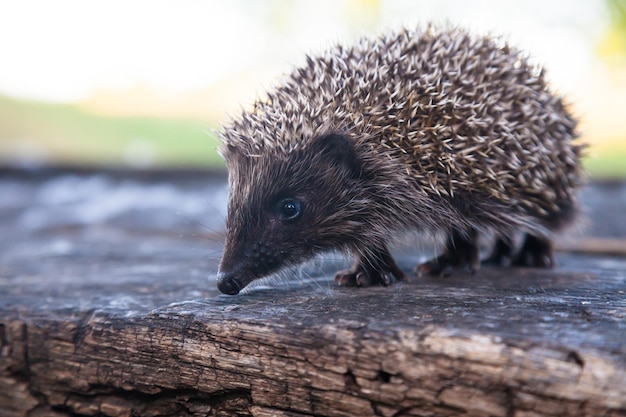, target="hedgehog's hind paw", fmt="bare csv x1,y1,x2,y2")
334,246,406,287
416,255,458,277
483,237,514,267
416,251,480,277
416,228,480,277
512,234,555,268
